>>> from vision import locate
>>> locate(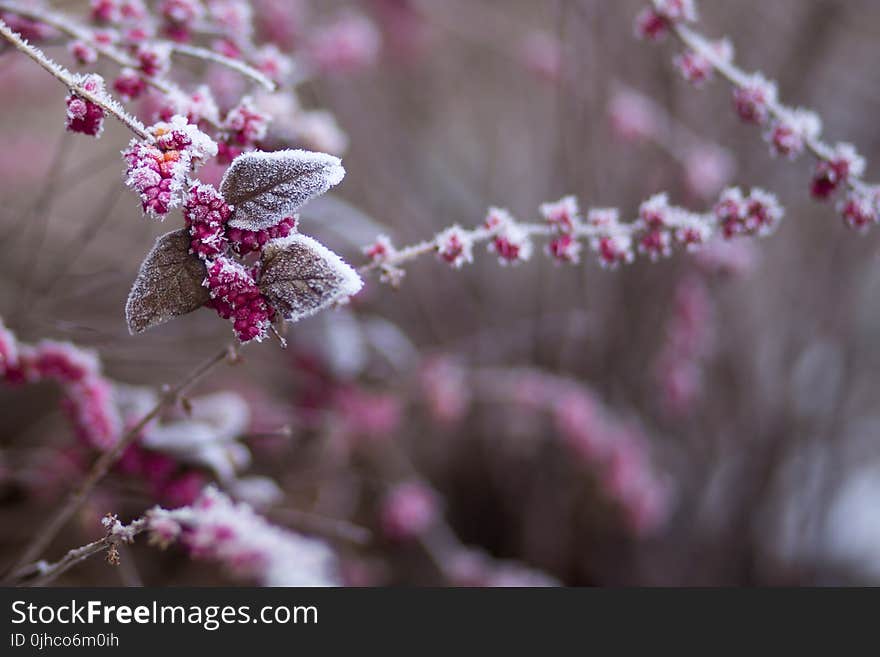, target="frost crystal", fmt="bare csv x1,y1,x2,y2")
126,229,210,334
221,149,346,230
258,233,364,323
